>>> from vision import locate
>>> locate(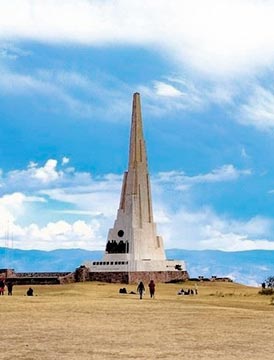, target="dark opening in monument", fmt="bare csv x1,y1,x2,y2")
118,230,124,237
